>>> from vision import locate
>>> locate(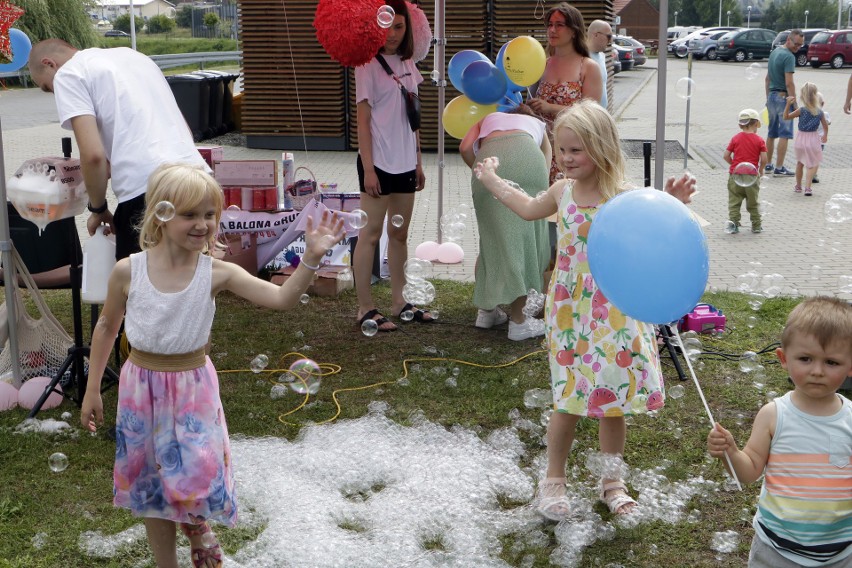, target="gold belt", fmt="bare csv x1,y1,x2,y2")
128,348,207,372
